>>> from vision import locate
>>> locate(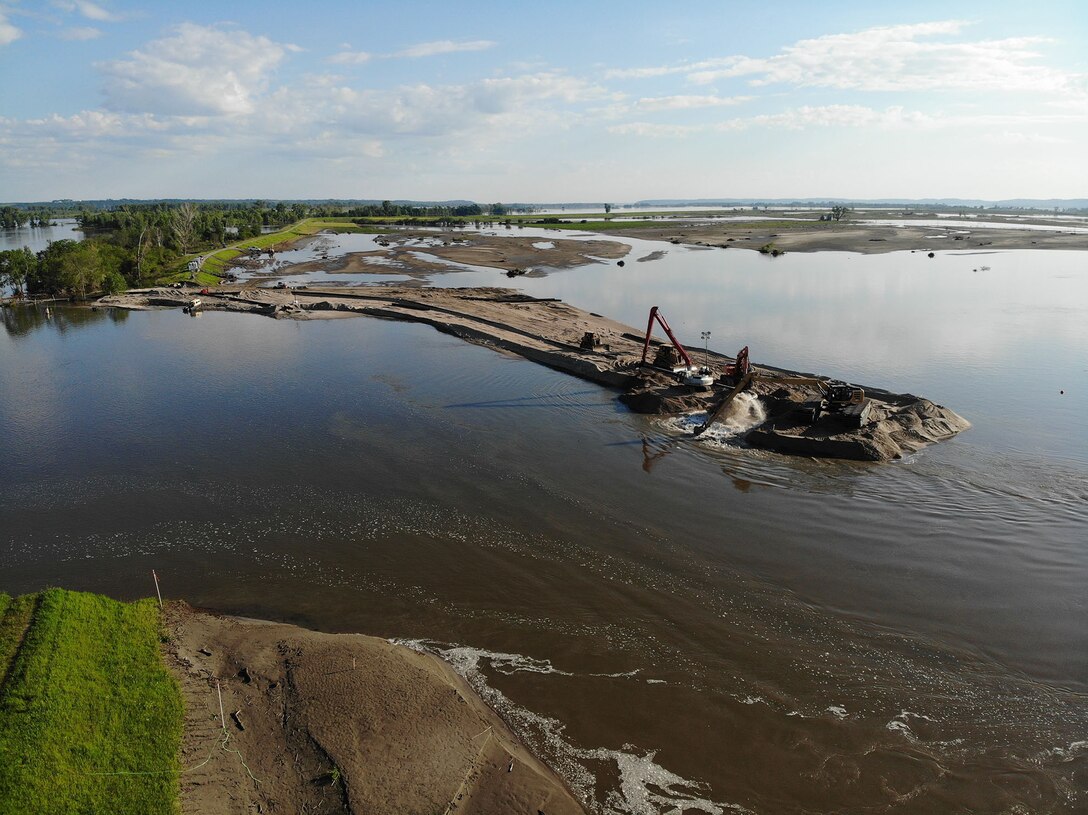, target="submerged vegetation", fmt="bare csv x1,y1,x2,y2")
0,589,182,815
